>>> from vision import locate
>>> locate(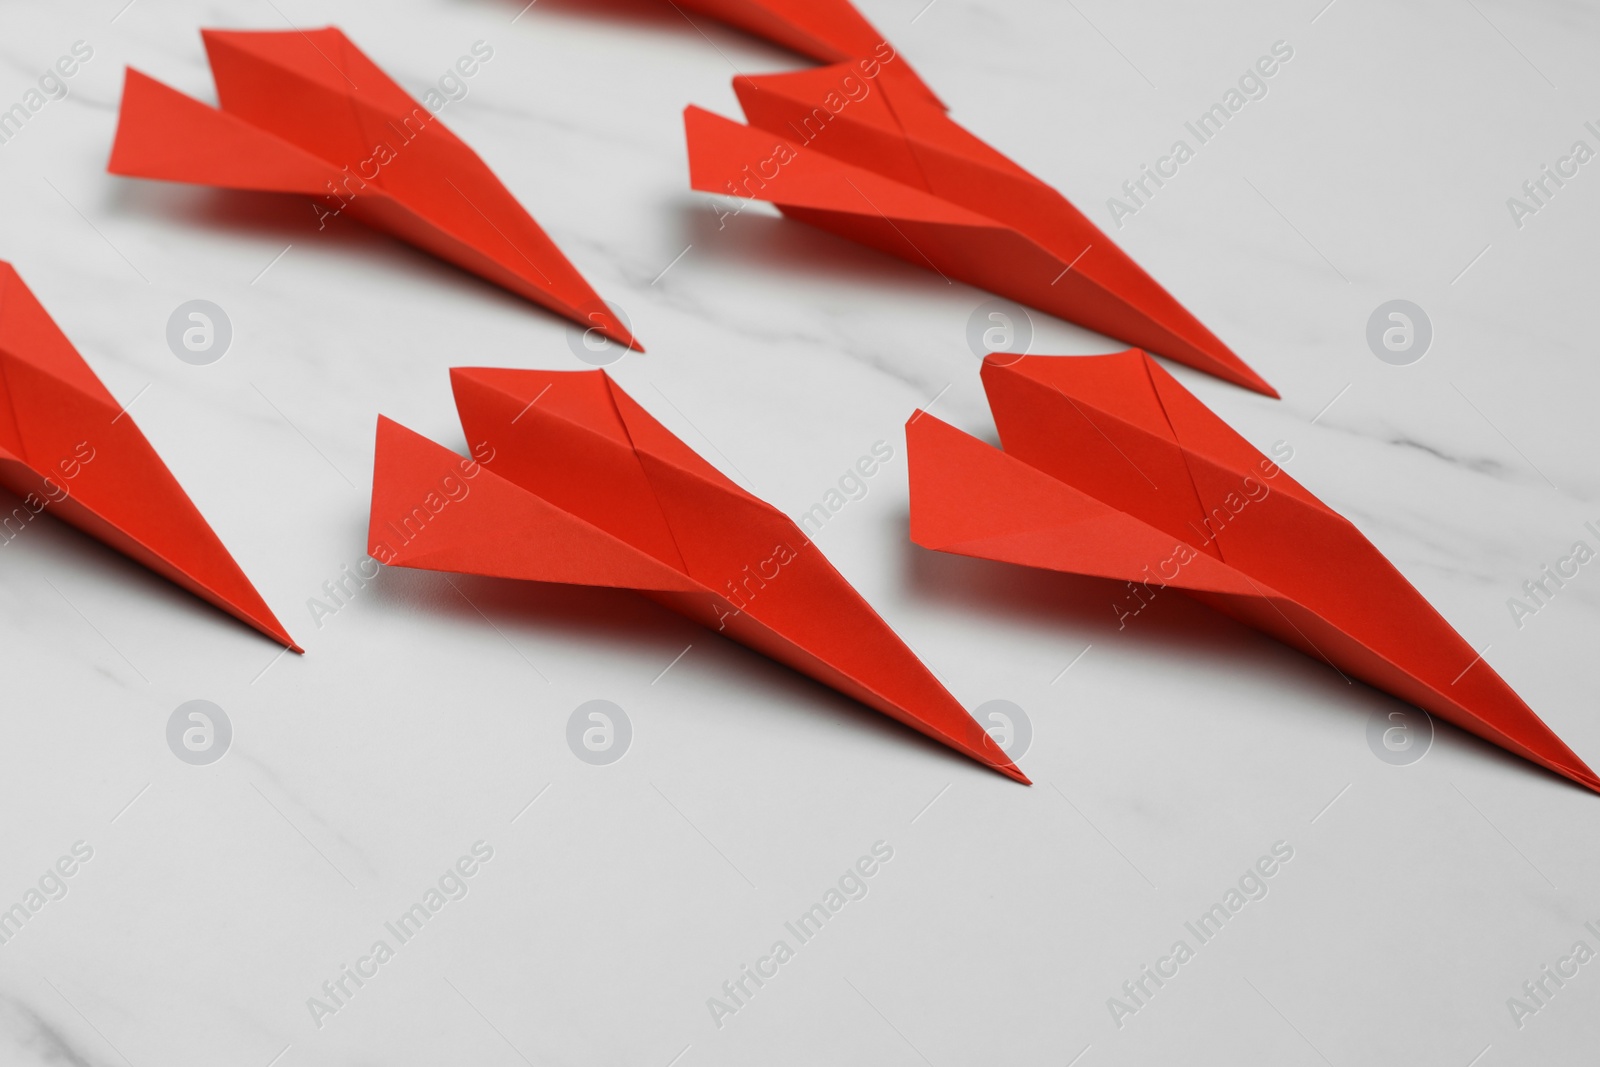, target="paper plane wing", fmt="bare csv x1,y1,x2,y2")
906,409,1256,599
908,350,1597,793
370,368,1025,781
107,28,637,350
685,63,1271,395
368,416,696,593
0,263,297,651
